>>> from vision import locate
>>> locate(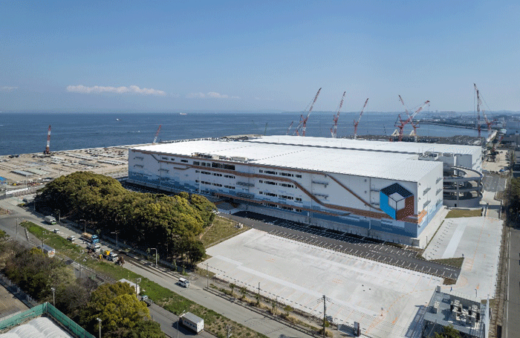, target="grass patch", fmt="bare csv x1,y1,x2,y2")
21,221,83,259
430,257,465,269
200,216,249,248
21,221,268,338
446,209,482,218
